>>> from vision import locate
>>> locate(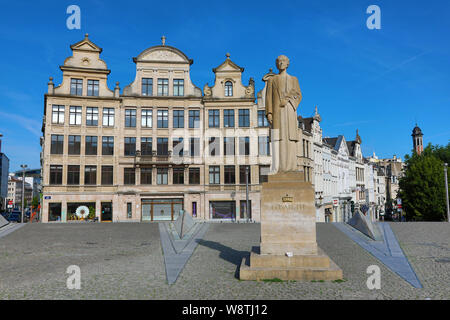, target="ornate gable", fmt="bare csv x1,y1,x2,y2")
212,54,244,73
70,34,102,53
